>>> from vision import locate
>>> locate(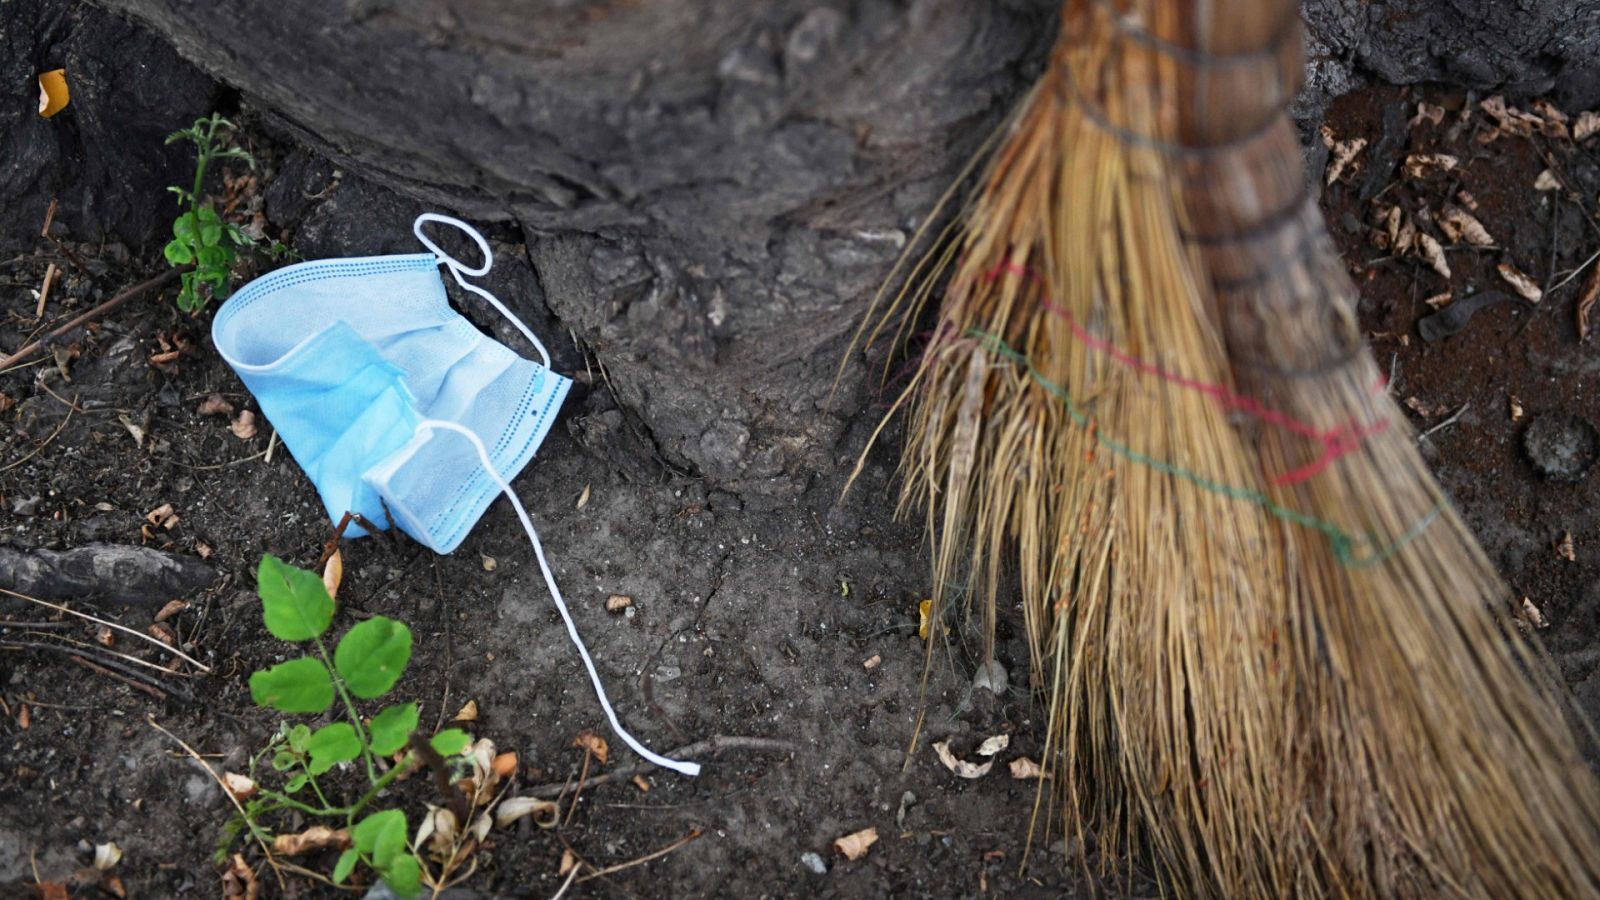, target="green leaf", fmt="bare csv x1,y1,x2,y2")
197,245,229,269
288,723,312,753
256,554,334,642
163,239,194,265
226,223,254,246
200,268,228,288
248,657,332,713
173,212,198,243
430,728,470,757
380,855,421,898
196,206,224,245
332,848,360,884
305,722,362,775
367,703,418,756
283,773,308,793
334,617,412,699
352,809,408,868
271,750,297,772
